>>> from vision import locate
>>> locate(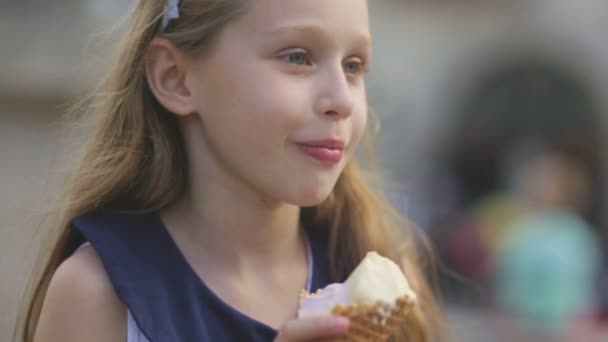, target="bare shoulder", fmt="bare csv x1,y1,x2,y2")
34,245,126,342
